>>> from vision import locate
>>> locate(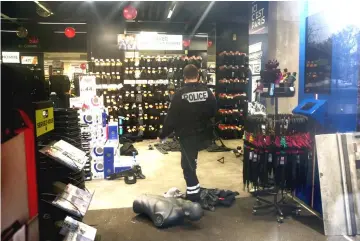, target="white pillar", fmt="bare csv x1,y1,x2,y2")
266,1,301,114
